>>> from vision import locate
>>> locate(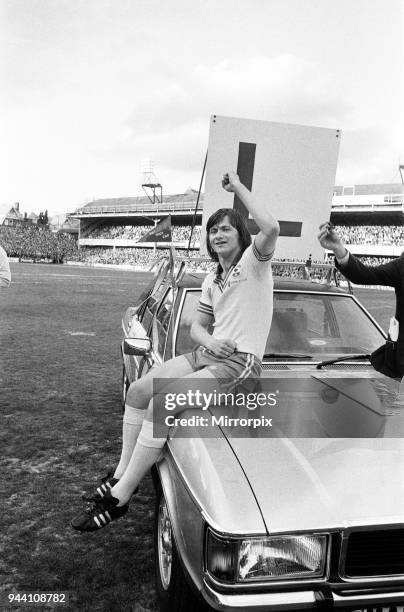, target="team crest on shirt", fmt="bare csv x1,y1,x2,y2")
232,266,241,277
